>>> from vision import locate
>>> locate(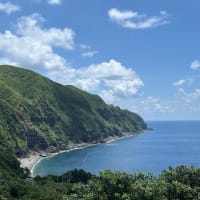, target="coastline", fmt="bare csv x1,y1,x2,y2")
18,142,100,177
18,129,149,177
